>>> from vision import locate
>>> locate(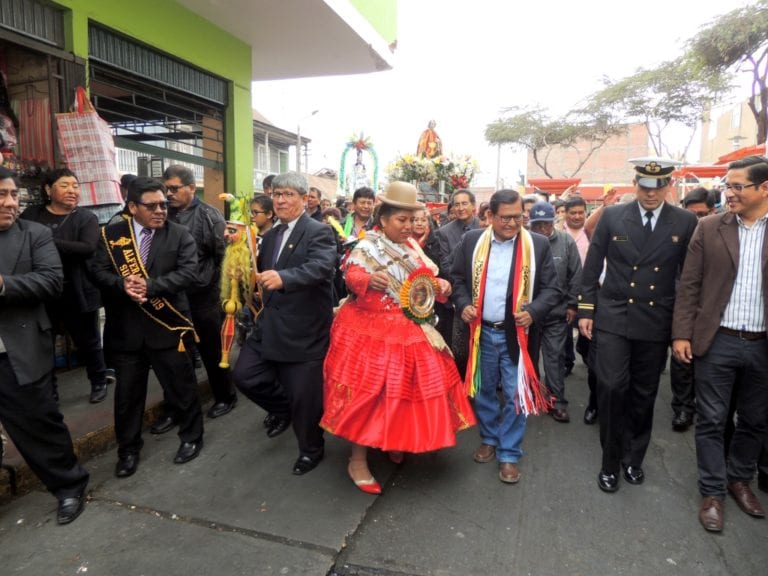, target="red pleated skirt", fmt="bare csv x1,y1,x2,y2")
321,298,475,452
